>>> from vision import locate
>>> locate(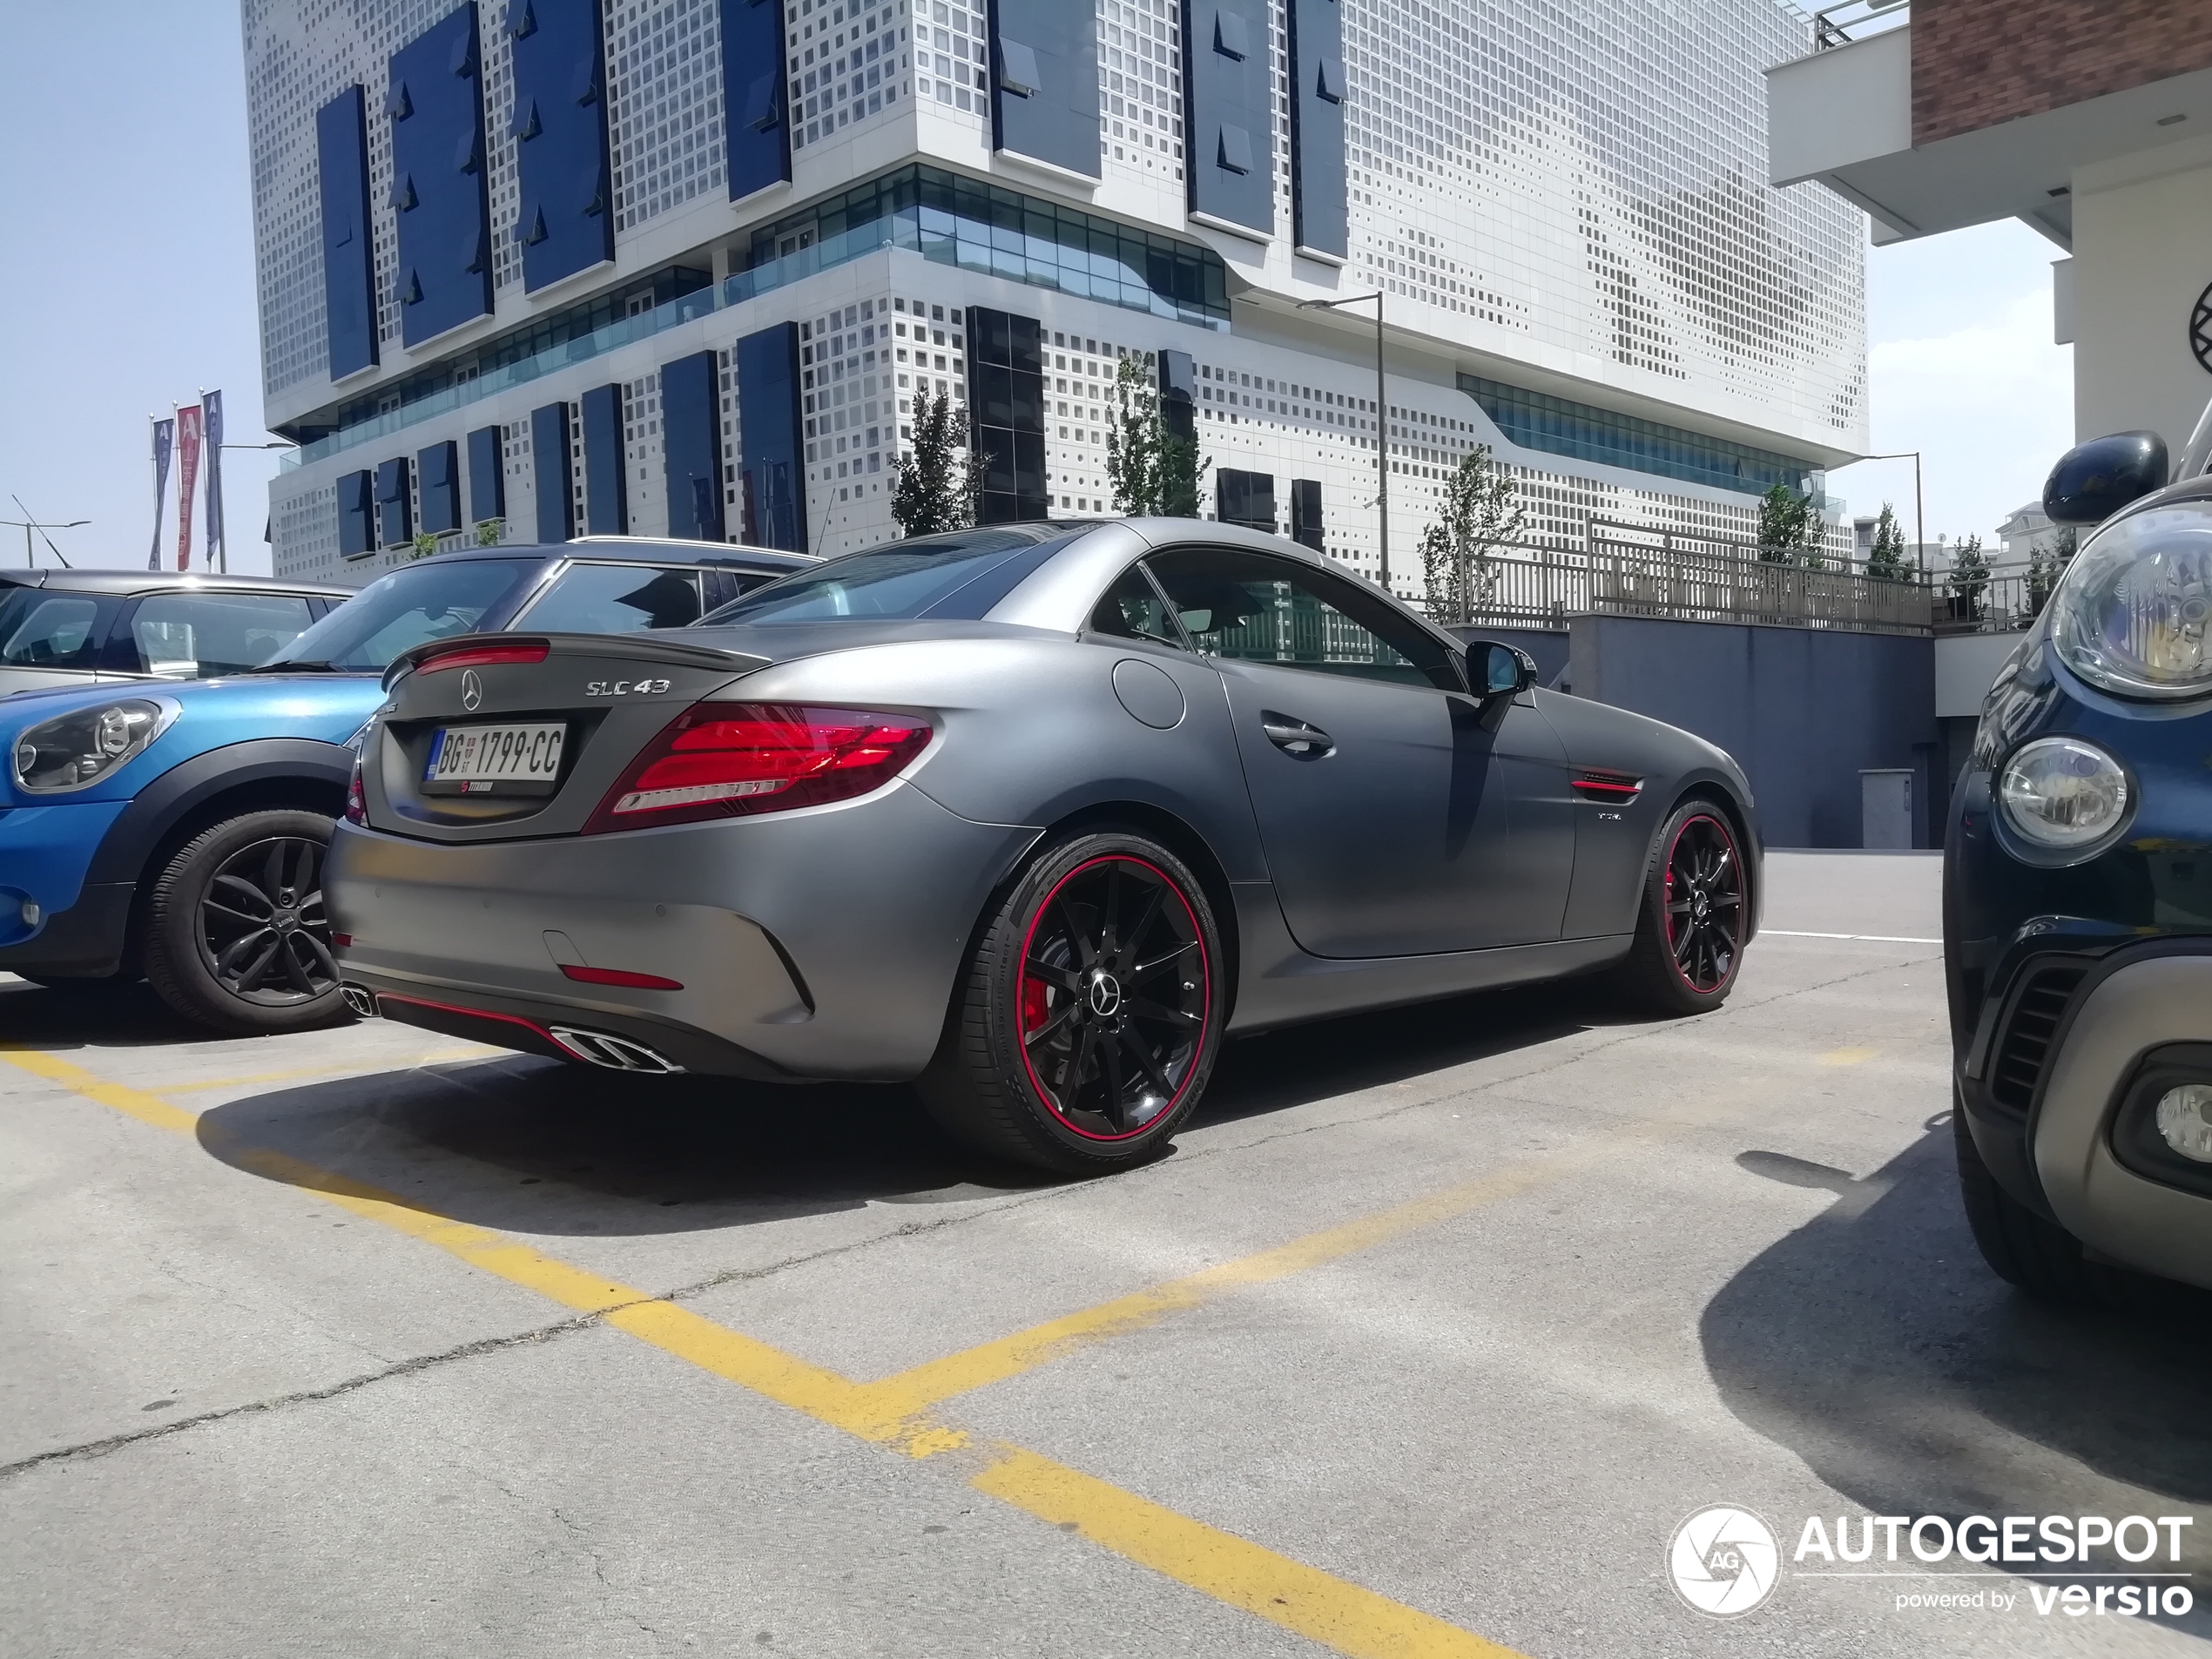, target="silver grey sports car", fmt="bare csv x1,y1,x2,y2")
327,520,1760,1172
